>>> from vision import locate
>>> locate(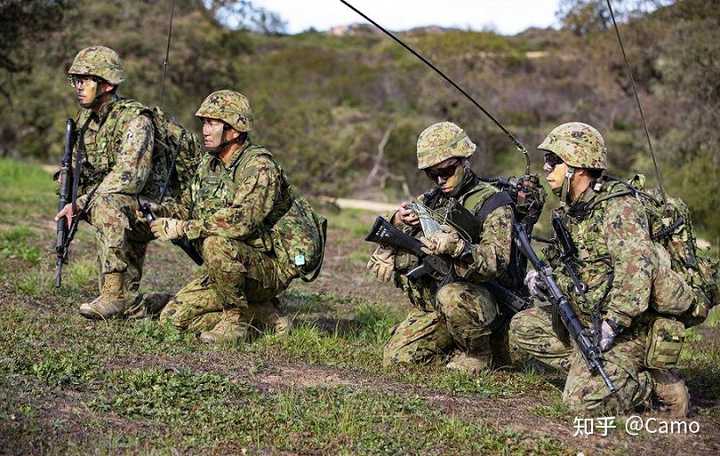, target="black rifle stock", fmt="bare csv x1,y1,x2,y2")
365,216,451,282
365,216,530,313
55,119,76,288
513,223,617,393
